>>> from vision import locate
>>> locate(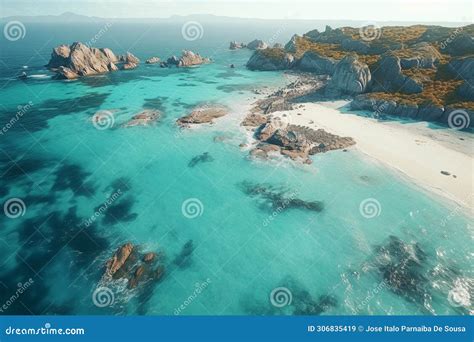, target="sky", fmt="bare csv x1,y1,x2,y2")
0,0,473,22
